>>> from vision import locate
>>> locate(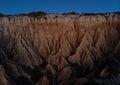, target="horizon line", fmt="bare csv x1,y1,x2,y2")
0,10,120,16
